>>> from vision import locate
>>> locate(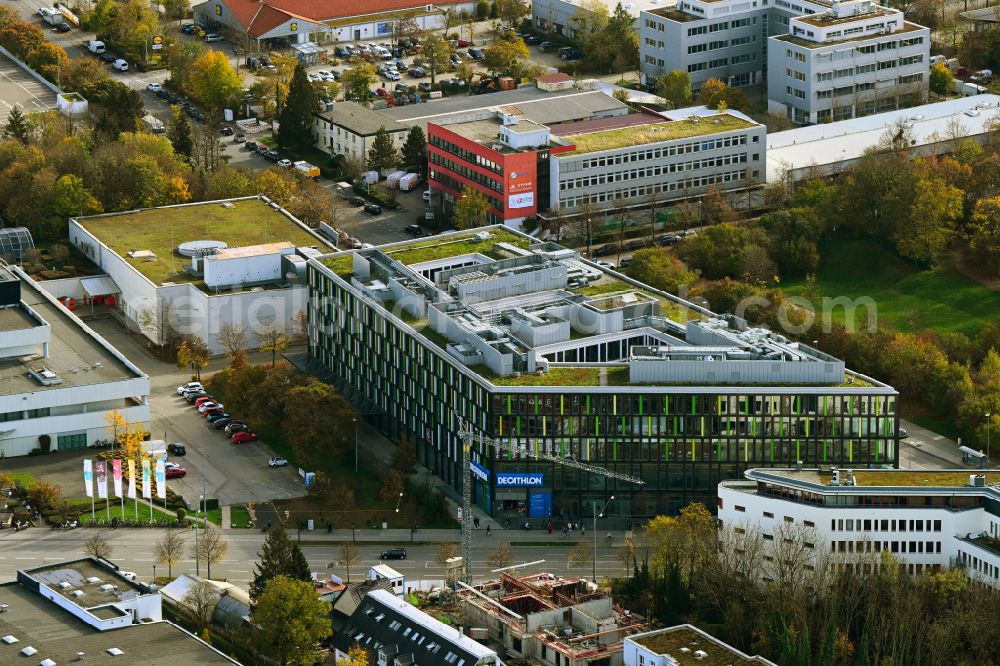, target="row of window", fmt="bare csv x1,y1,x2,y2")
427,169,503,211
813,75,923,100
427,134,503,176
574,135,751,170
833,518,942,533
958,550,1000,581
559,154,751,191
0,408,50,422
687,39,730,54
428,151,503,194
834,539,941,555
558,169,749,208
